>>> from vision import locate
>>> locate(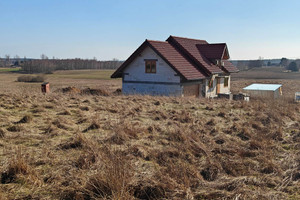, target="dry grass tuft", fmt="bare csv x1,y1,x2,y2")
52,118,72,130
82,121,100,132
43,124,59,136
60,133,88,150
75,153,97,169
132,181,167,200
81,87,109,96
57,109,71,115
200,165,220,181
61,86,81,94
7,125,22,132
15,114,33,124
1,149,31,184
0,129,5,138
0,191,7,200
84,146,133,199
79,106,89,111
59,86,109,96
